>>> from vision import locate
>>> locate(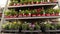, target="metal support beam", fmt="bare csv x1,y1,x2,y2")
0,0,9,32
